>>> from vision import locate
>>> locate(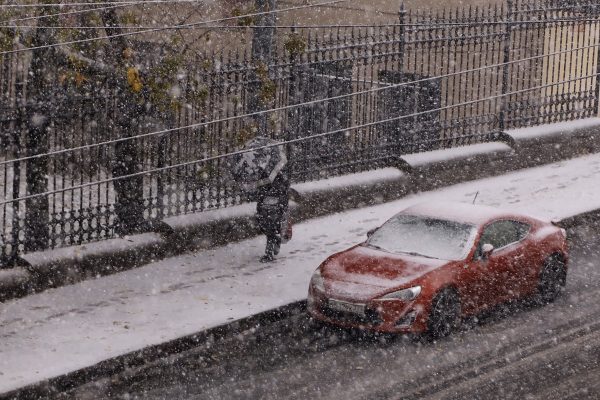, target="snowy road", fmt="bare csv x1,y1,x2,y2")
65,230,600,399
3,153,600,396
